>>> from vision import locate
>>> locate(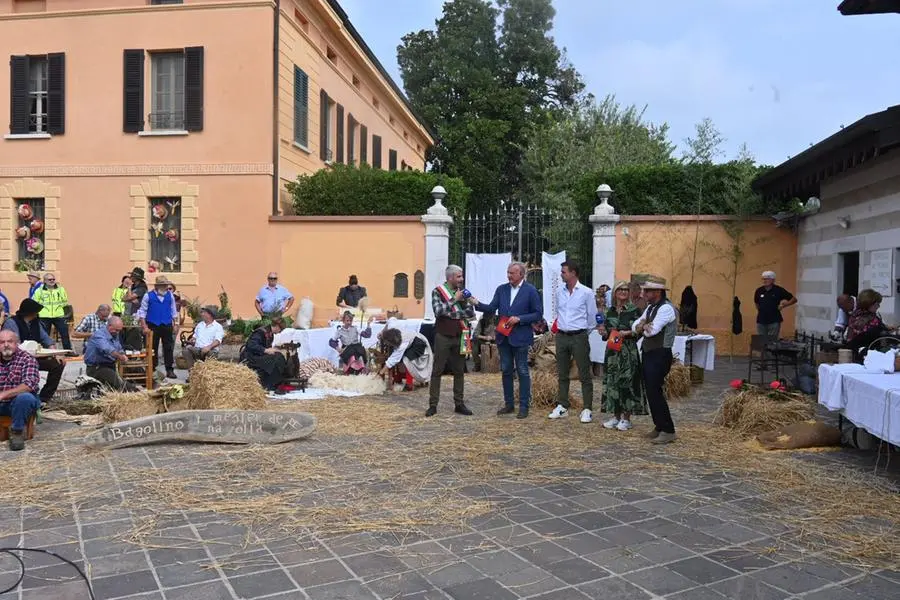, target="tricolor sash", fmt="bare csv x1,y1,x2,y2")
436,283,471,355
